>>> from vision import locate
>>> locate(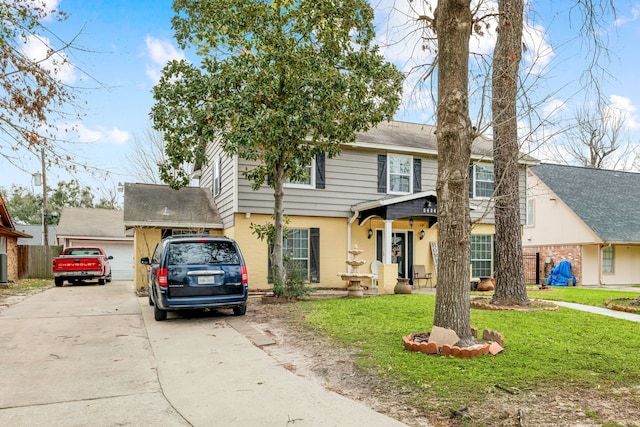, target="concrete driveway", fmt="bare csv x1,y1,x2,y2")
0,281,408,427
